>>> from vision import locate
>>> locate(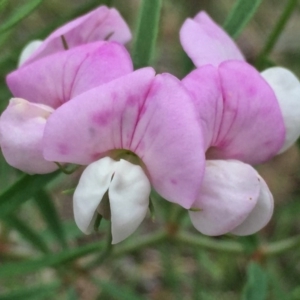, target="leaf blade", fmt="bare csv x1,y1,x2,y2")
0,239,104,278
242,262,268,300
34,189,68,249
3,214,50,254
0,171,61,219
132,0,162,69
0,0,45,33
223,0,263,38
